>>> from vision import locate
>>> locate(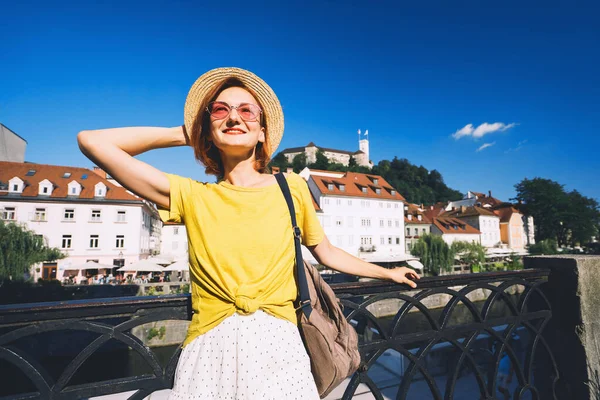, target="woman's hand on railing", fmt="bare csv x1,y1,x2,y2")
387,267,420,288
